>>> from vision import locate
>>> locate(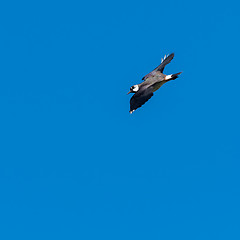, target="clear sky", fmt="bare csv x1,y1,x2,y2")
1,0,240,239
